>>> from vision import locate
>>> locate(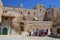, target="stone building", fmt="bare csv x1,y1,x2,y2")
3,5,53,33
3,5,46,21
3,6,53,34
0,0,53,35
45,8,60,37
0,13,15,35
